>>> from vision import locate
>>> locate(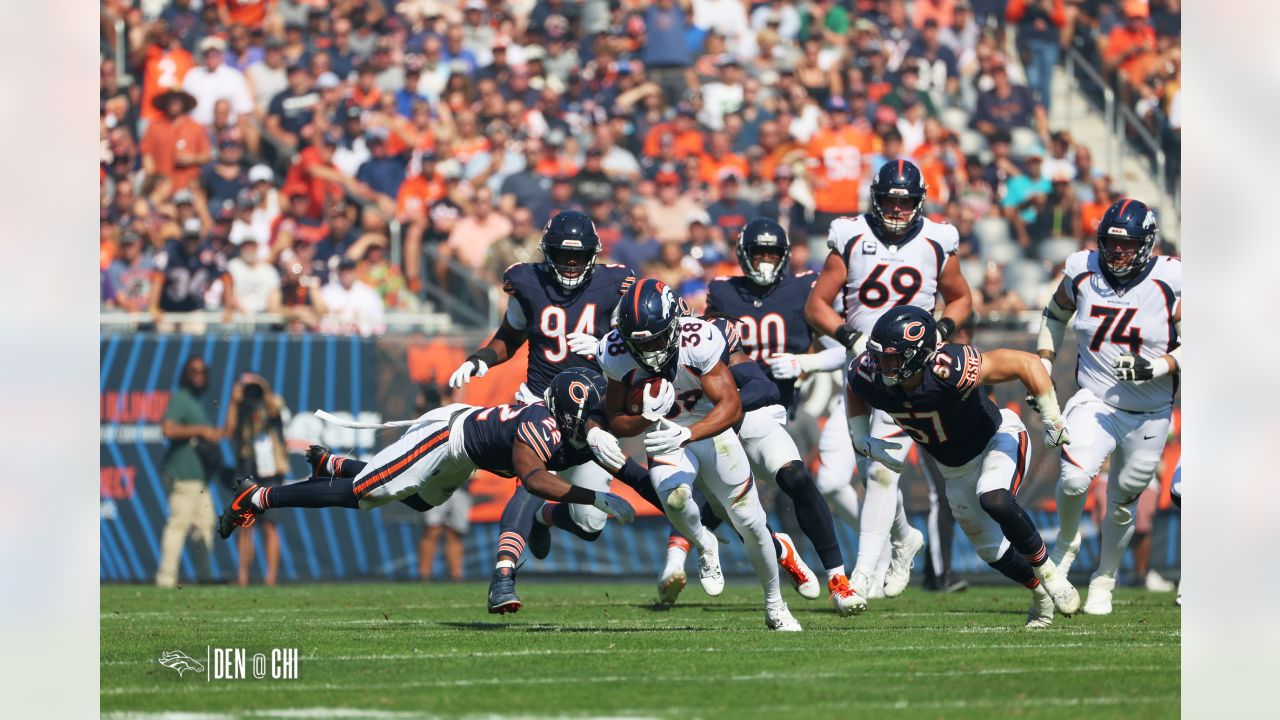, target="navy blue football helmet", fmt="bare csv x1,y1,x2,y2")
541,210,601,290
736,217,790,286
544,367,607,443
1096,198,1157,280
616,278,682,373
866,305,937,386
869,159,927,235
